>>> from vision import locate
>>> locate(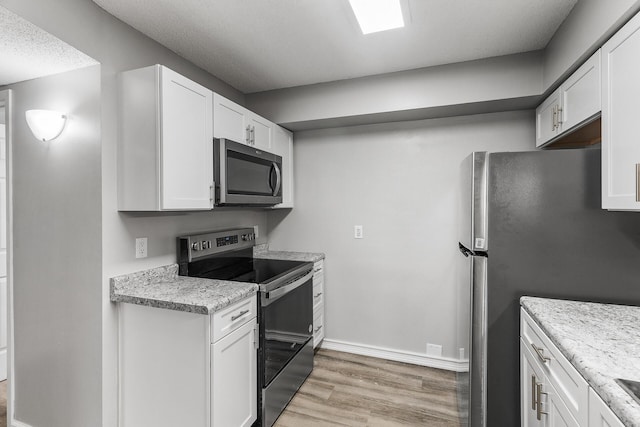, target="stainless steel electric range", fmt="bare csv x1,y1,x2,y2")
177,228,314,427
